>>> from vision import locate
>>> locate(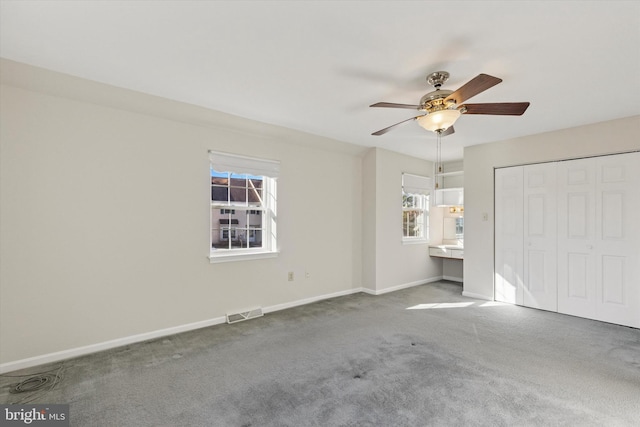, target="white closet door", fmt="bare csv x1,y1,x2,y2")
496,152,639,327
594,152,640,327
555,152,639,327
523,163,557,311
495,167,524,304
557,158,597,319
